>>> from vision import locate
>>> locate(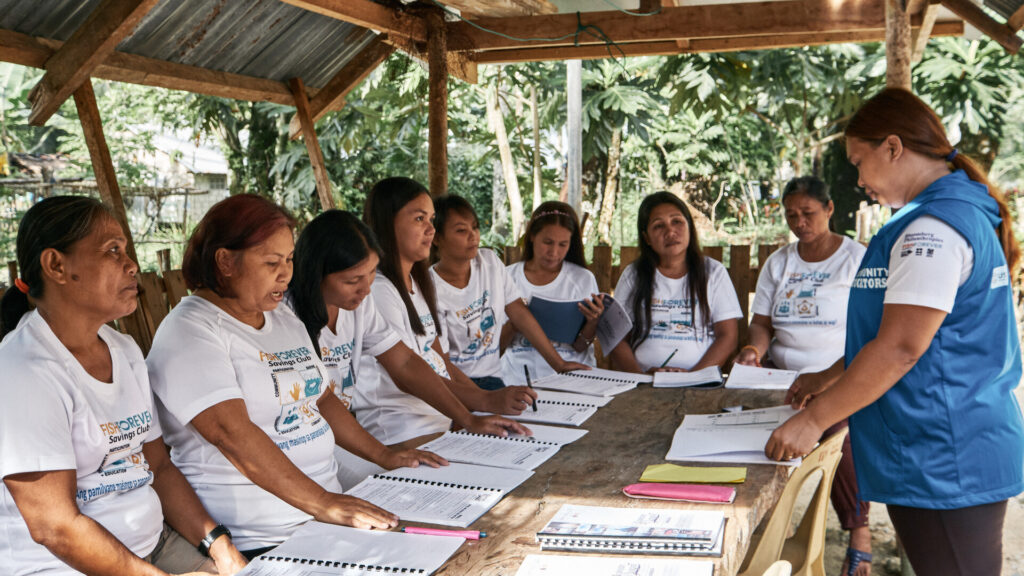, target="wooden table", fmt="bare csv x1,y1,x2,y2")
428,385,791,576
